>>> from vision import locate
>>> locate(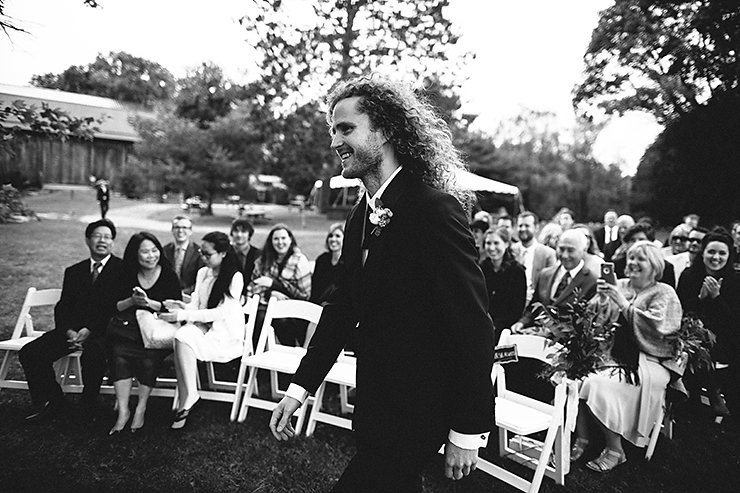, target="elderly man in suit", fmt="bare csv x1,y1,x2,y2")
20,219,123,421
594,209,619,253
269,76,495,492
512,228,599,333
163,215,203,295
516,211,556,305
